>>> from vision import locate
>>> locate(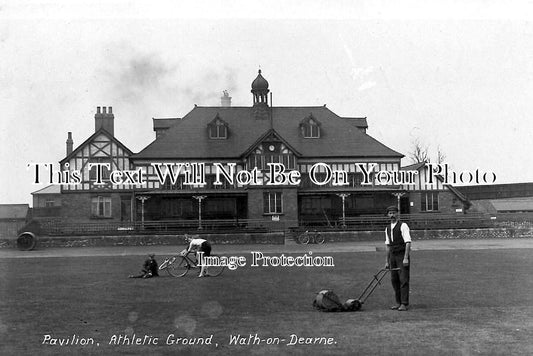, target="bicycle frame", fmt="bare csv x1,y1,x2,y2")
159,250,225,277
